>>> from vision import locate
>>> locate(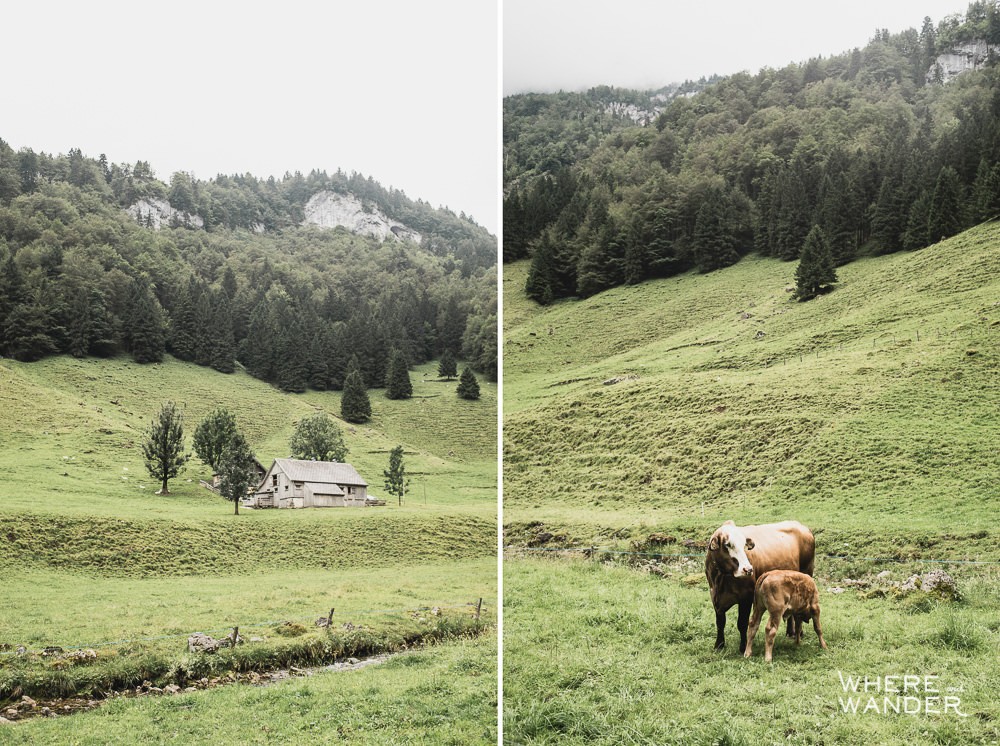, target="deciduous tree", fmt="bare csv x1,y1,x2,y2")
193,407,239,473
289,411,348,462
